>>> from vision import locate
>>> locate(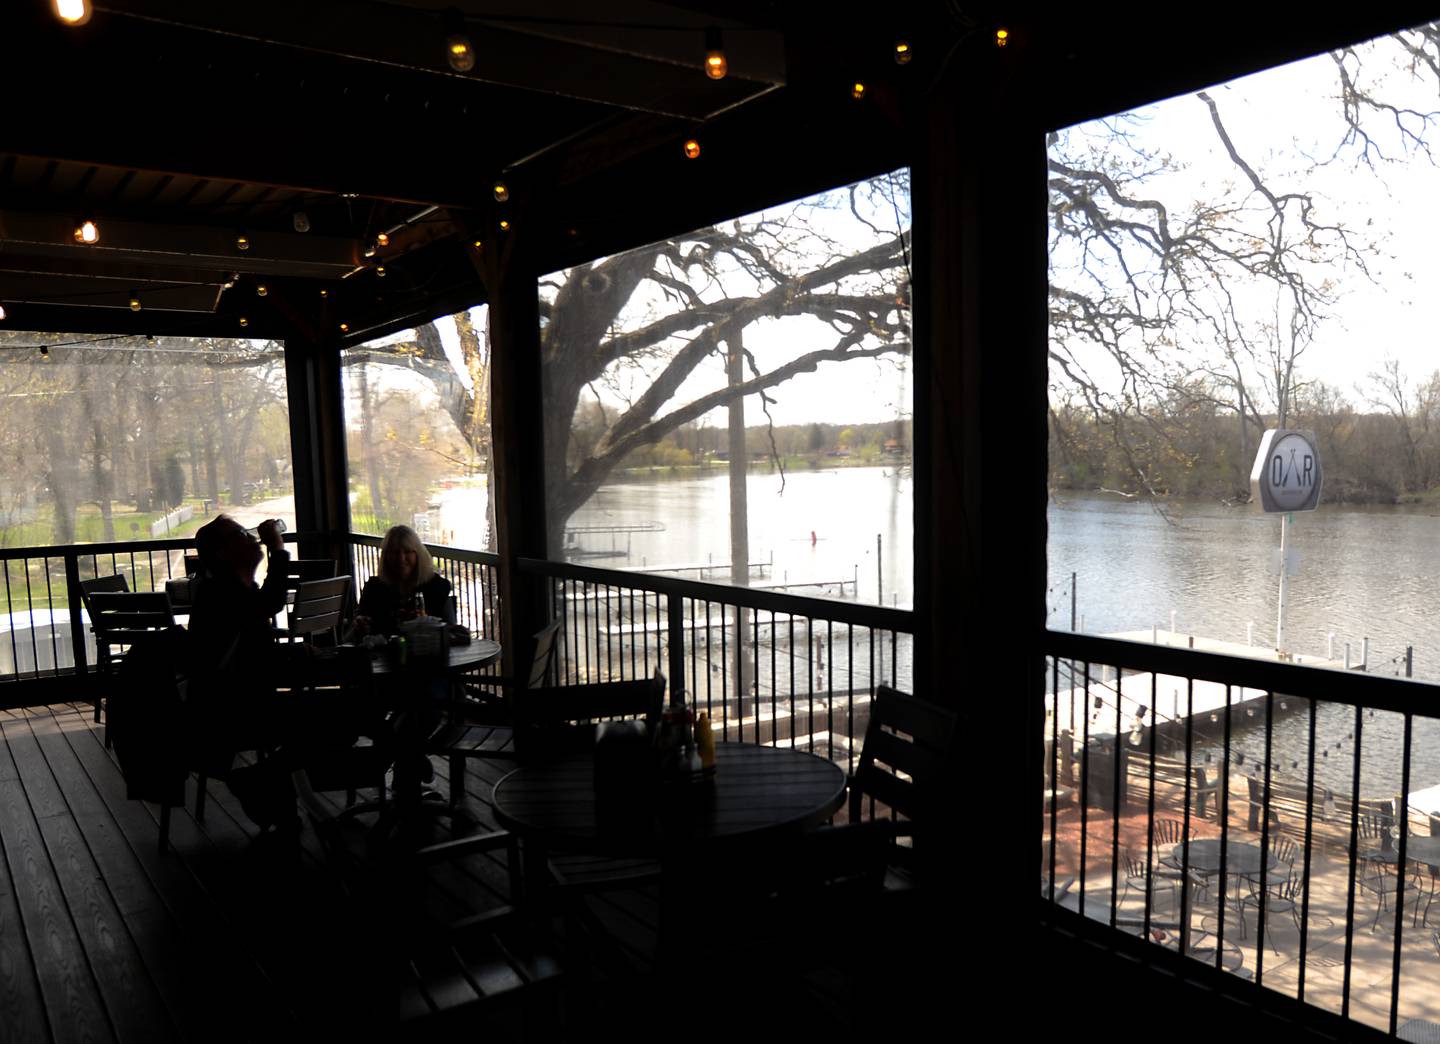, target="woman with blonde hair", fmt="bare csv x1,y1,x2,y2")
350,525,453,637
